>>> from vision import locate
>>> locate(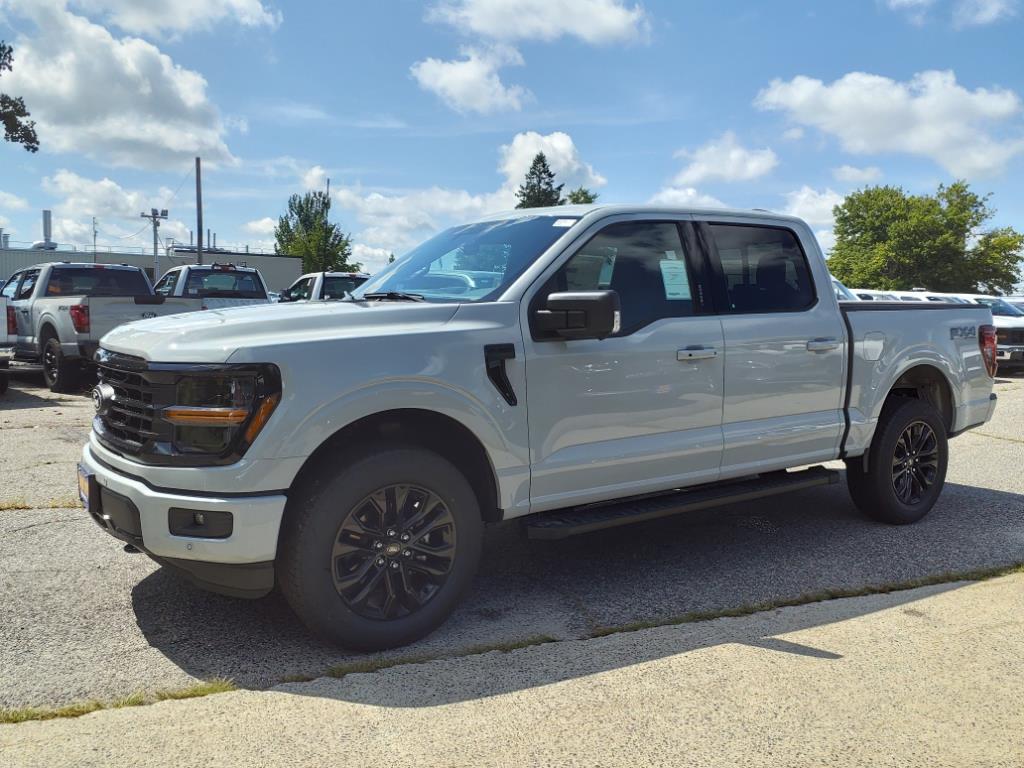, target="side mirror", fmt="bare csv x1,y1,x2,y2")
535,290,620,341
278,288,295,302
